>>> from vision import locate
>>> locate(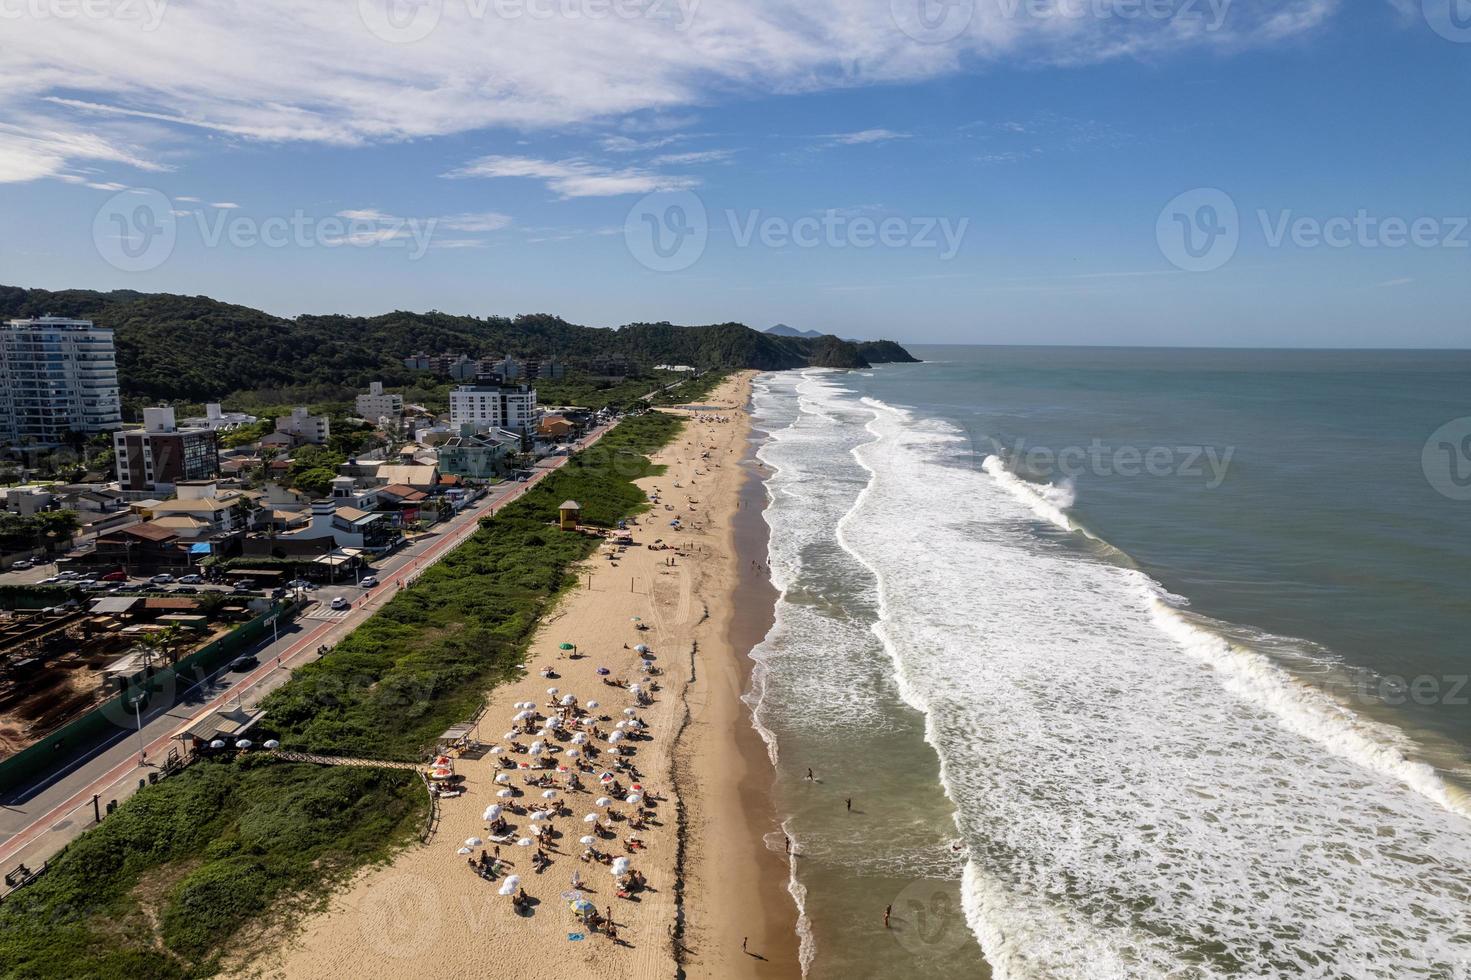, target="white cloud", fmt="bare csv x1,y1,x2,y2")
821,129,911,146
444,155,698,198
211,201,241,209
651,149,735,165
1,1,1342,182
